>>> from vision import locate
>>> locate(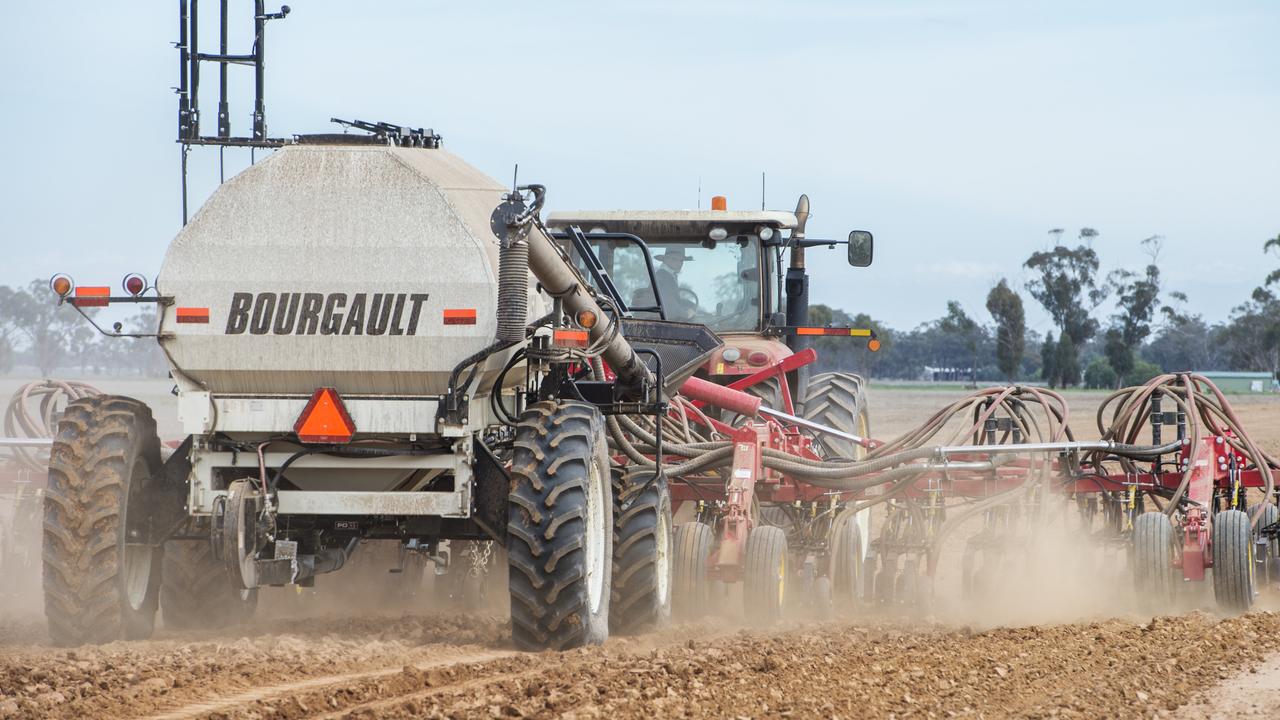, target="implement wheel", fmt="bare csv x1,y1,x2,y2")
610,470,672,634
1132,511,1176,612
1212,509,1254,612
161,539,258,629
800,372,870,460
829,509,865,606
506,401,612,650
744,525,788,624
43,396,163,646
1254,504,1279,588
672,521,713,619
